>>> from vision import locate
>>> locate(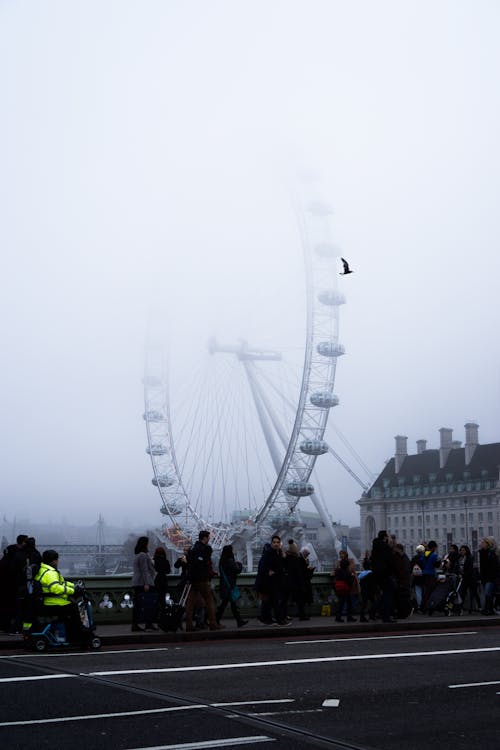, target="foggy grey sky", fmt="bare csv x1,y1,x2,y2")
1,1,499,531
